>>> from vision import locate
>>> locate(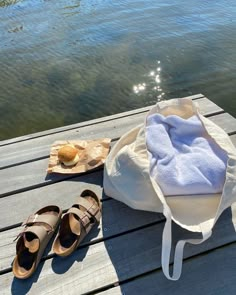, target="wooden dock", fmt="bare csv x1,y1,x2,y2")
0,94,236,294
